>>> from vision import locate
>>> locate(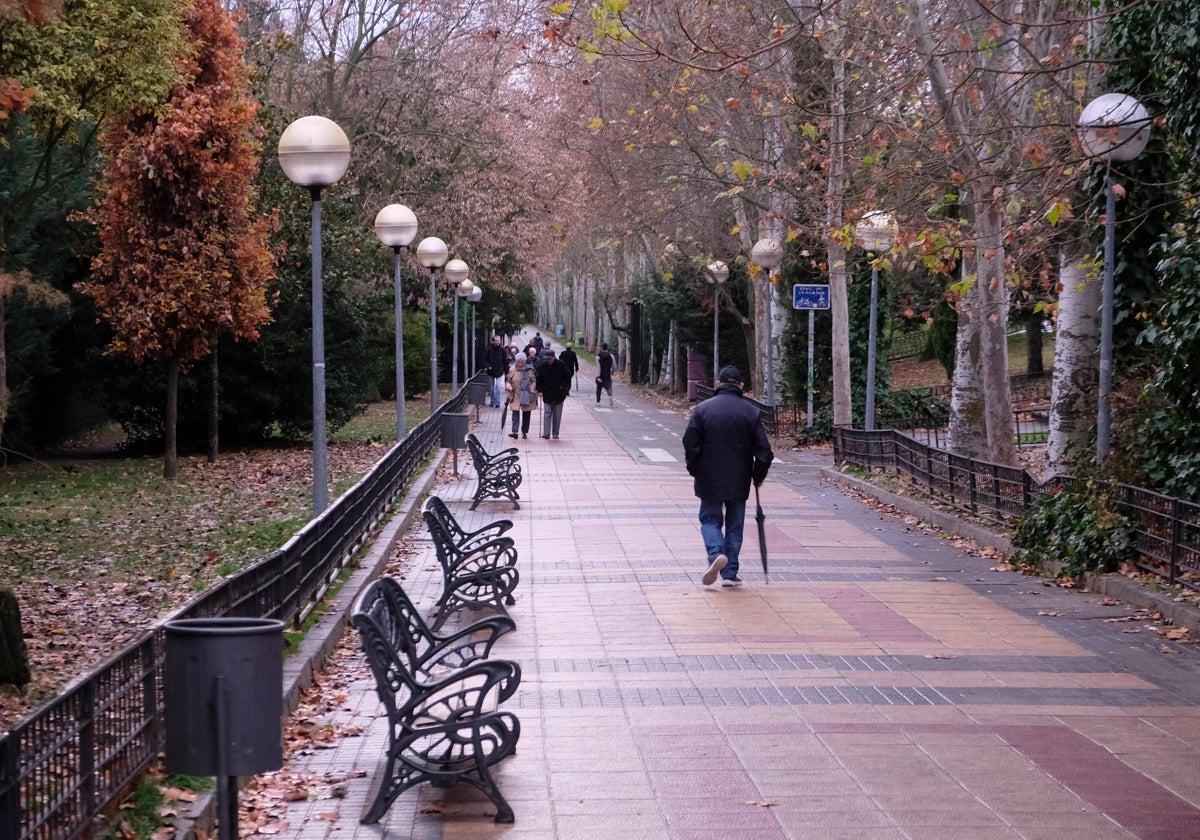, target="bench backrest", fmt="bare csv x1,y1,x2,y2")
425,495,513,547
465,433,490,465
